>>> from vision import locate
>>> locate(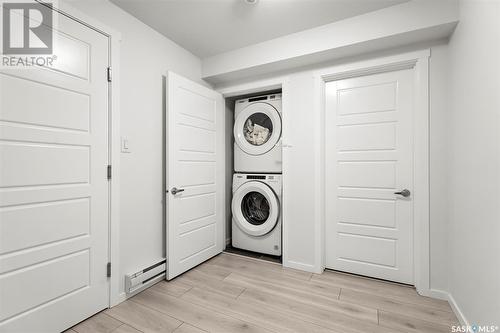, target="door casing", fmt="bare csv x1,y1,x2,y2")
217,81,289,266
314,50,431,296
